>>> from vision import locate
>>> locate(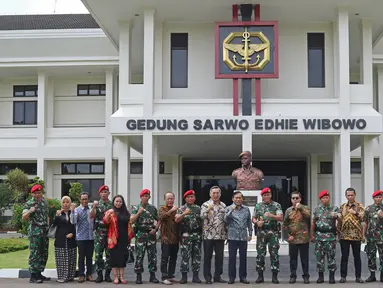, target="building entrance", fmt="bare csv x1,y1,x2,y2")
183,160,307,212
